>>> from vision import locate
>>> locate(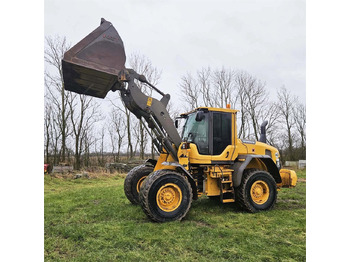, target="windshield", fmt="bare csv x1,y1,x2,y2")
182,112,209,154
